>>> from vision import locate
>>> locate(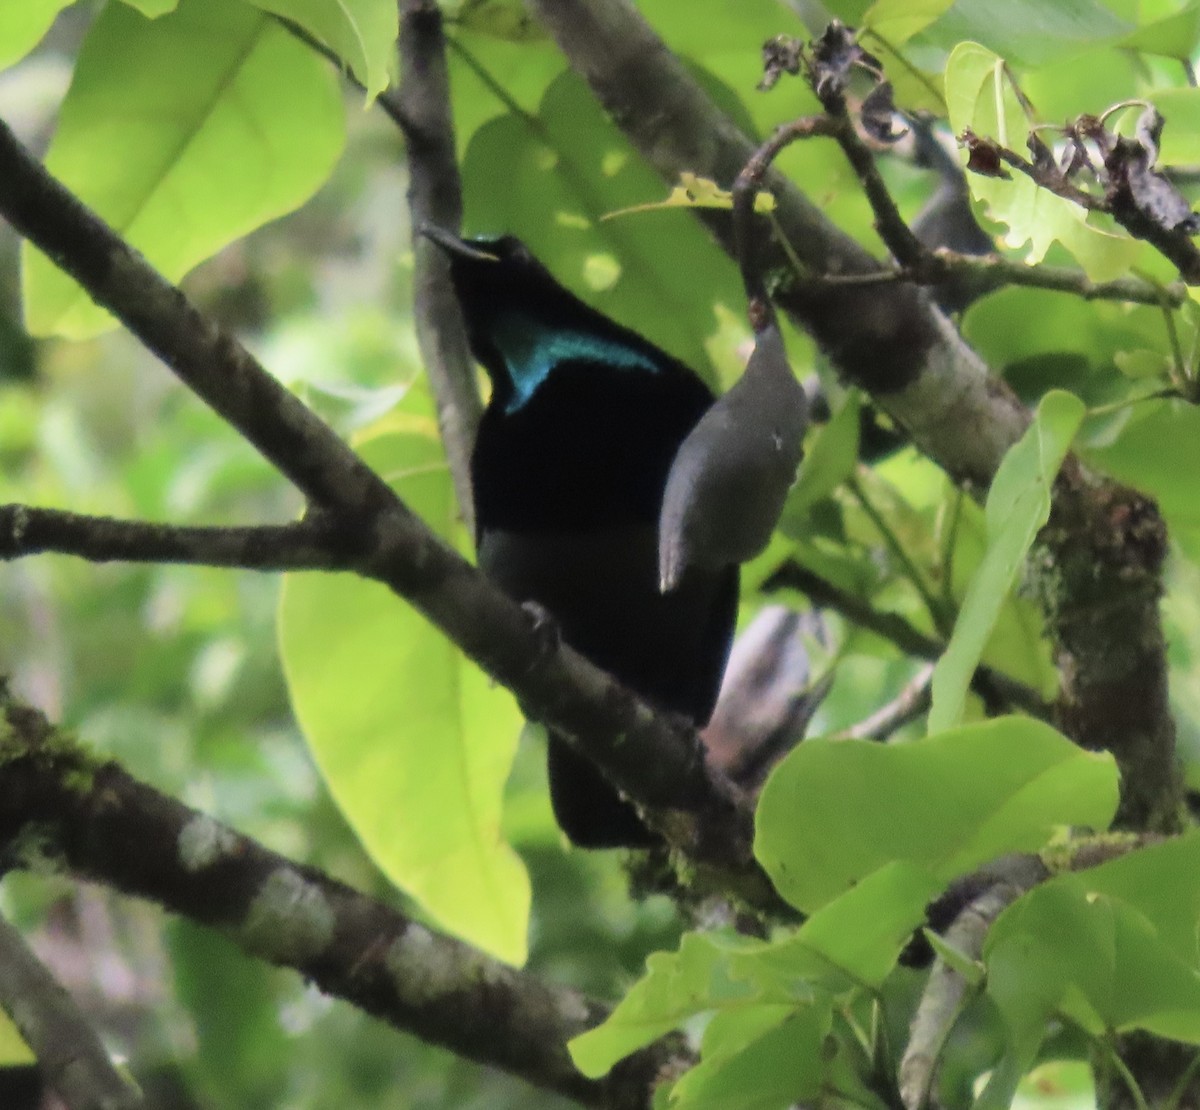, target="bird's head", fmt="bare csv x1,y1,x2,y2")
421,226,663,413
421,226,556,319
